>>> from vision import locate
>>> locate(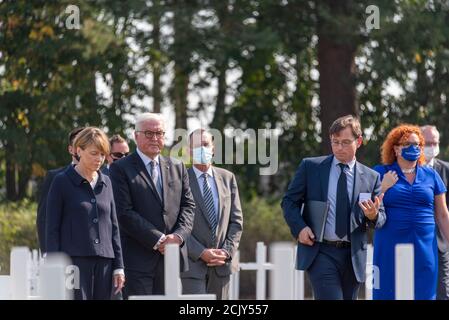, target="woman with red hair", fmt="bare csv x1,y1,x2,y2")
373,124,449,299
